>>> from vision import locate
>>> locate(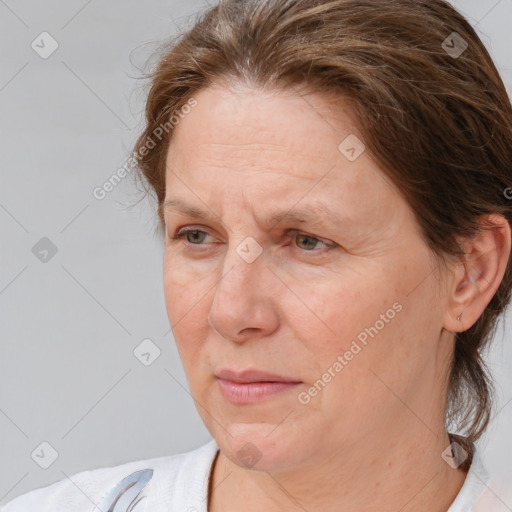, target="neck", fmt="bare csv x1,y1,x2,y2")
208,420,468,512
